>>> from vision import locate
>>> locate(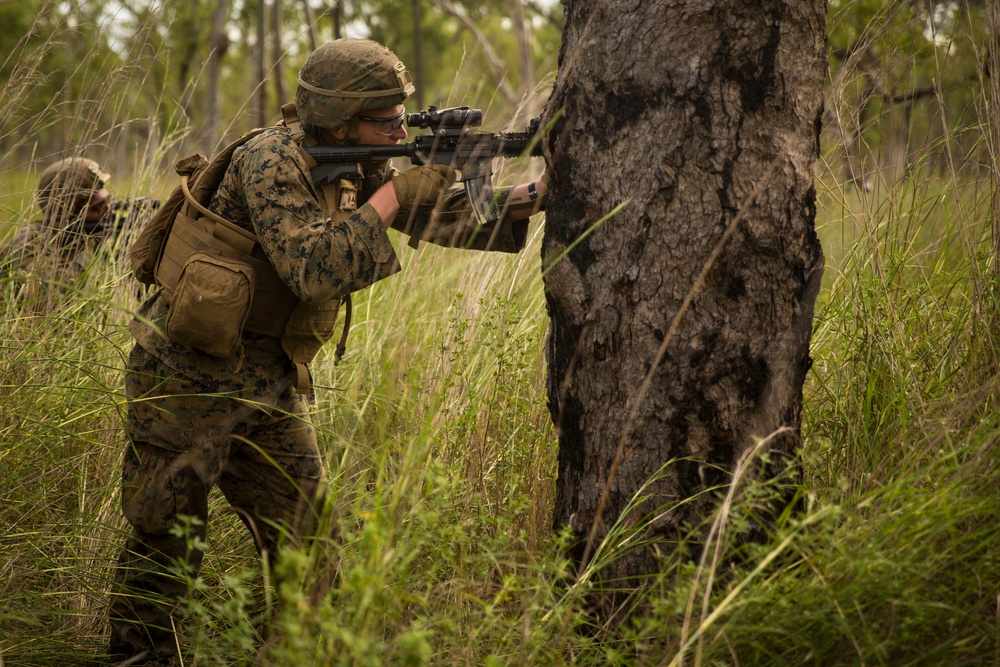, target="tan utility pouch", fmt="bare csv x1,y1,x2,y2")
280,298,343,364
164,252,256,358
